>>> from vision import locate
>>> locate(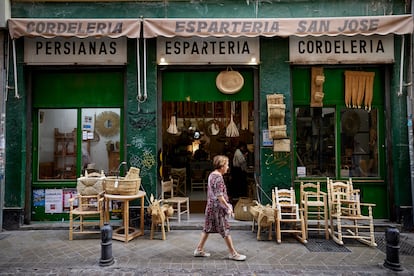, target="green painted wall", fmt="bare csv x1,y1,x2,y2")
5,1,411,220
